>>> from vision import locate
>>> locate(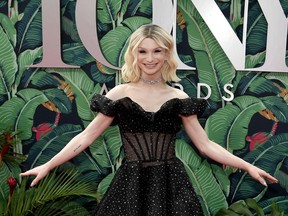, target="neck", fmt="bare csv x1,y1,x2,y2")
140,76,163,85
